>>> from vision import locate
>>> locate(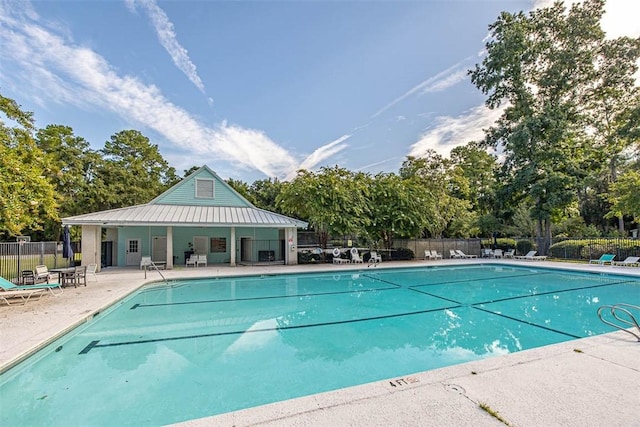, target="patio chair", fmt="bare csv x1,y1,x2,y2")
35,265,53,283
424,250,432,260
493,249,503,258
86,263,98,282
450,249,461,259
482,249,493,258
368,251,382,266
350,248,364,263
196,254,208,267
455,250,477,259
71,266,87,287
611,256,640,267
431,250,443,260
503,249,515,258
140,256,152,269
185,255,197,267
0,288,46,305
0,276,63,297
589,254,615,265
